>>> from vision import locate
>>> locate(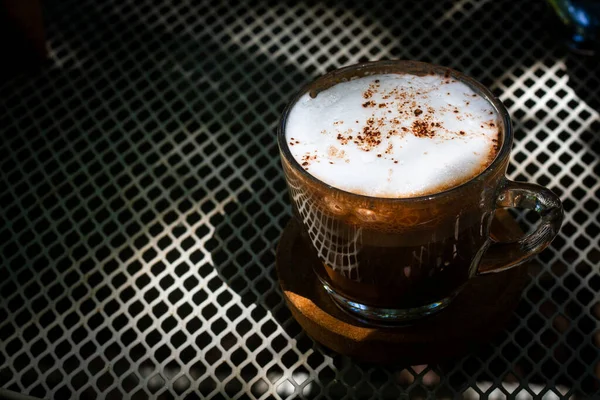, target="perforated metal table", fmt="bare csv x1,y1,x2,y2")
1,0,599,399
